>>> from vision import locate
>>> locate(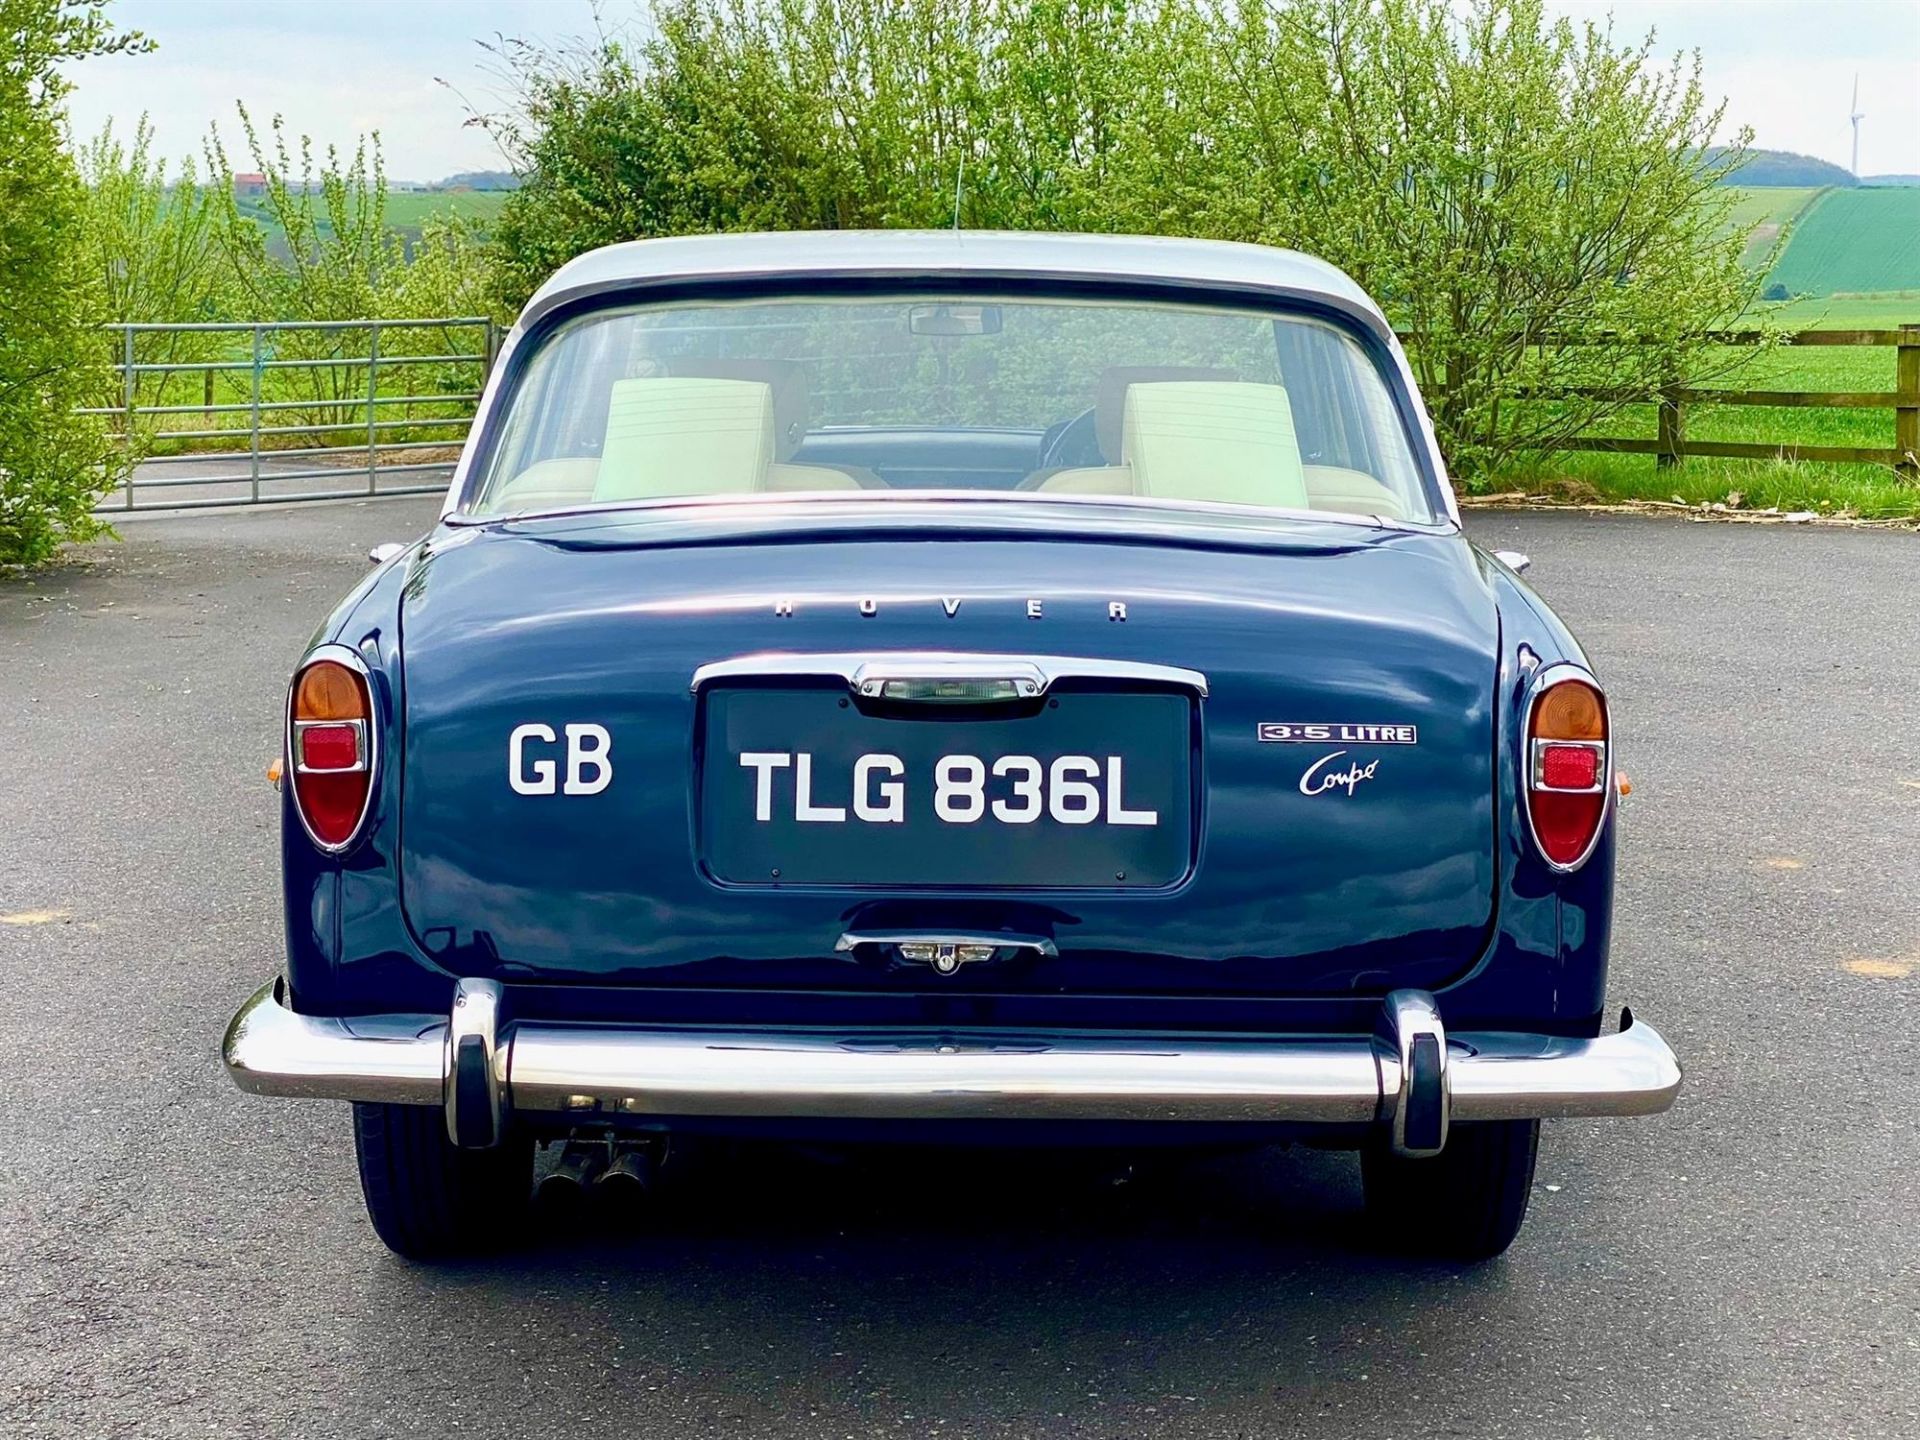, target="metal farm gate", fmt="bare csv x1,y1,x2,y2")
89,318,497,511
